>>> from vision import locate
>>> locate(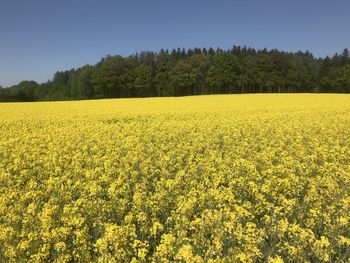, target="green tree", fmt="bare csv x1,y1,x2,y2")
255,54,277,93
92,56,134,98
241,55,258,93
154,51,171,96
206,53,240,93
67,65,95,99
287,55,319,92
171,59,196,96
322,65,350,93
187,54,209,95
134,64,153,97
16,81,41,100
